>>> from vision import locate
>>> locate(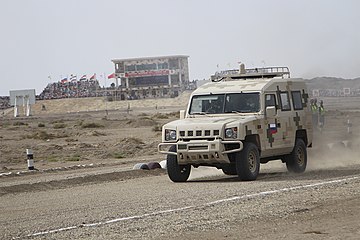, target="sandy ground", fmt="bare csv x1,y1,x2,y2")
0,94,360,239
0,93,191,172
